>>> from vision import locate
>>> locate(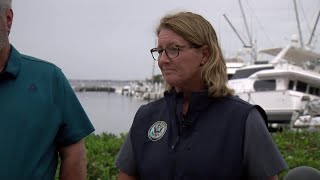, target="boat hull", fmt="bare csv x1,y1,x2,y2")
234,90,318,124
